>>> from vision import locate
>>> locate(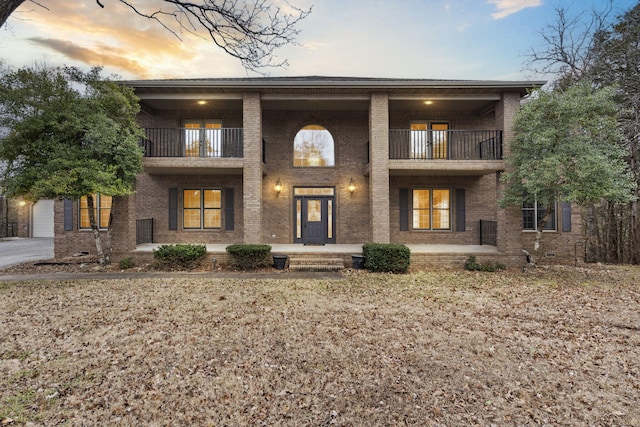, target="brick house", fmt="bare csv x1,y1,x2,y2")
53,77,583,267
